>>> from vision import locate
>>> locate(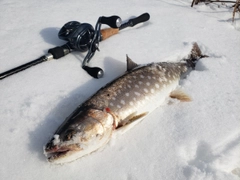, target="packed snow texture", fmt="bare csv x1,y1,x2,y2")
0,0,240,179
